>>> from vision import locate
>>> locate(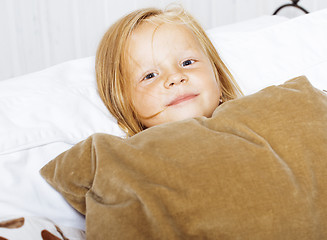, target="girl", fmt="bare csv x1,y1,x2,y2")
96,6,242,136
